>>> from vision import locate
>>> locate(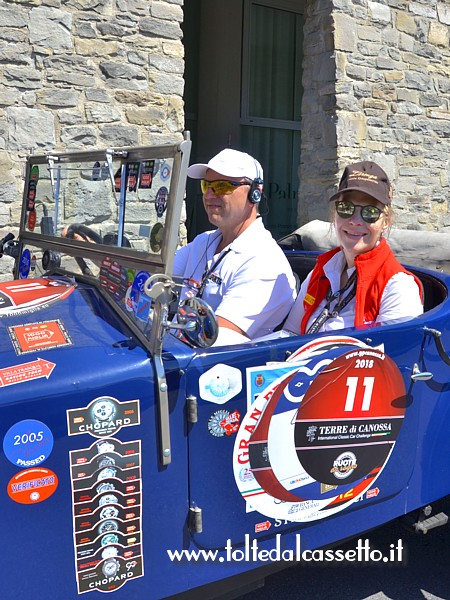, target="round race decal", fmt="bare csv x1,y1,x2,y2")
294,347,406,487
3,420,54,468
233,336,406,523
